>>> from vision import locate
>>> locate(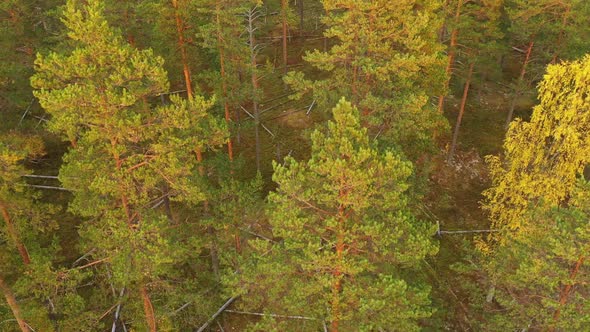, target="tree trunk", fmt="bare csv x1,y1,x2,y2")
140,285,157,332
551,255,585,331
111,140,134,229
331,235,343,332
123,8,136,47
437,0,463,115
195,149,220,280
551,5,570,64
331,186,347,332
448,62,474,163
298,0,304,32
174,0,222,276
172,0,193,98
438,0,450,43
247,8,261,172
215,6,240,248
0,276,29,332
215,4,234,162
505,40,533,129
0,202,31,265
282,0,288,77
111,140,159,331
